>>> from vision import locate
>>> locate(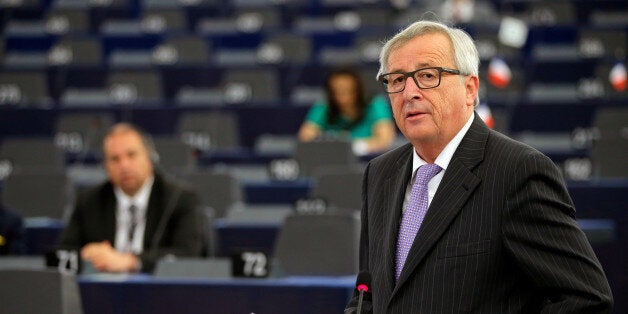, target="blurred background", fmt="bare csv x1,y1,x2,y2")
0,0,626,313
